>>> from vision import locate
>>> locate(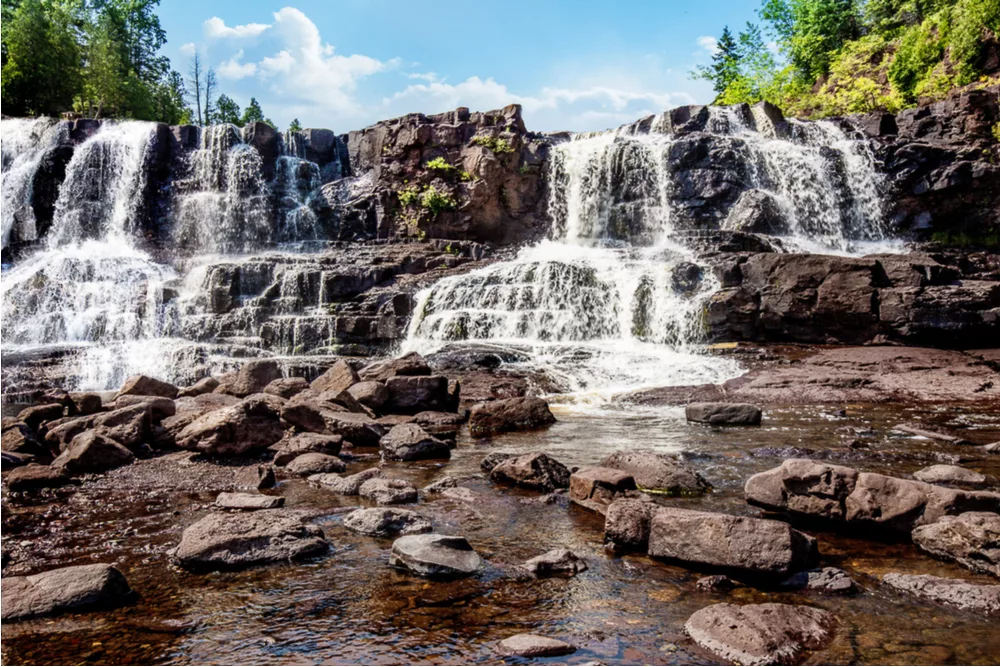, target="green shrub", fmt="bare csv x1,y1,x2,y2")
425,156,456,173
397,186,421,207
888,11,949,103
471,135,515,153
419,186,457,215
950,0,1000,79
